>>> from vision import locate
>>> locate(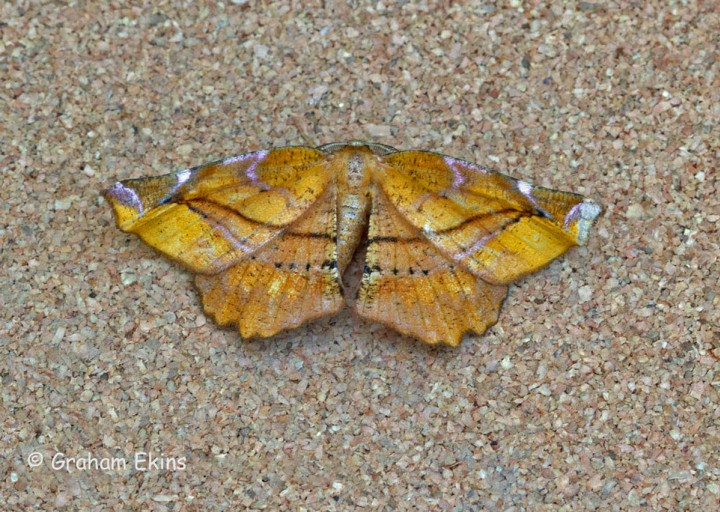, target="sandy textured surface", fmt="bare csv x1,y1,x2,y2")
2,1,718,510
